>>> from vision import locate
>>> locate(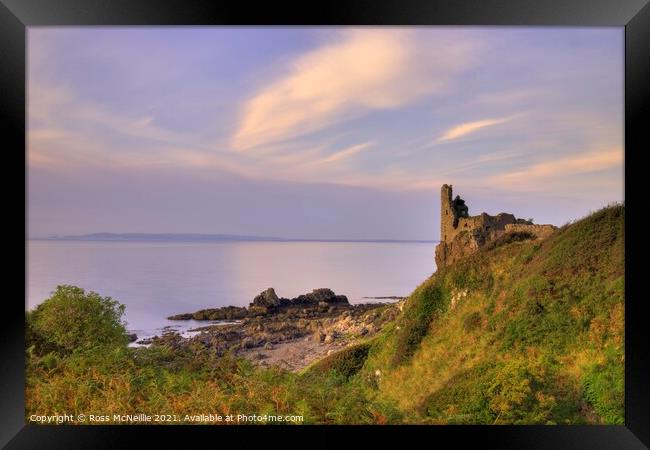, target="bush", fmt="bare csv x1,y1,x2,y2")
582,346,624,424
303,342,371,381
390,280,447,367
27,285,128,355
